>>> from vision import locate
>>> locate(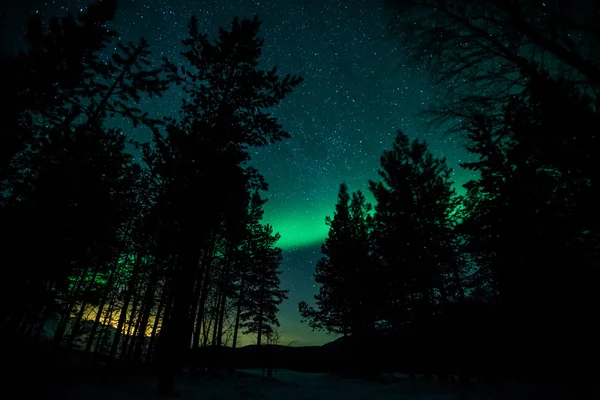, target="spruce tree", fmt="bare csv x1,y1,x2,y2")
299,183,376,339
368,131,457,337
